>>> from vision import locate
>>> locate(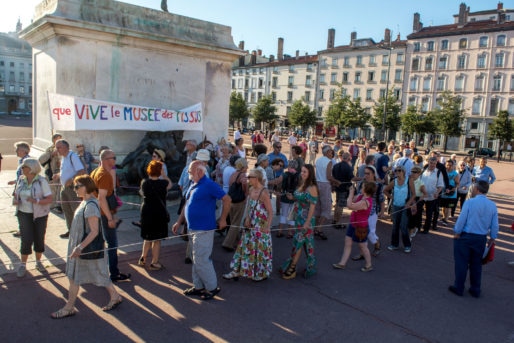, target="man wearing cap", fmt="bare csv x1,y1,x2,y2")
172,160,231,300
393,148,414,178
53,139,86,238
